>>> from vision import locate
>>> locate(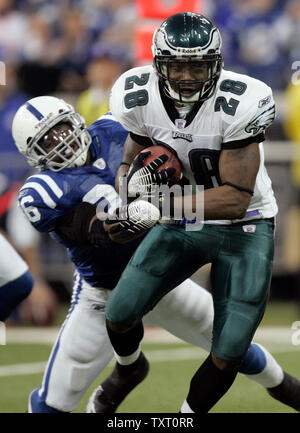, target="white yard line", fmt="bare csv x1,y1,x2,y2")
0,362,47,377
0,325,298,378
4,325,299,345
0,347,206,377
